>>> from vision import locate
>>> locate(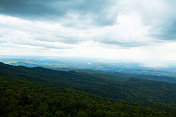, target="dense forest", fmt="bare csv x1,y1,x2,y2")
0,62,176,116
